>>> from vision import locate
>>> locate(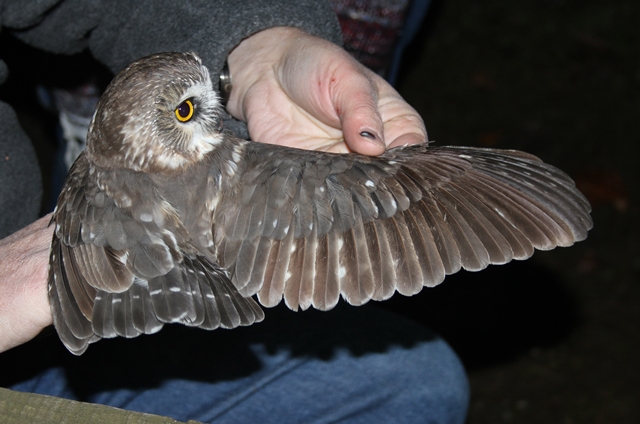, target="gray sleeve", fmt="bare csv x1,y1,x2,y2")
6,0,343,138
6,0,343,80
0,101,43,238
